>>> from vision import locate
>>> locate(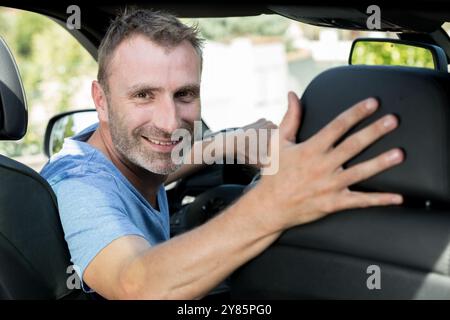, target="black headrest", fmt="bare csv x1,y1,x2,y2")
0,37,27,140
297,65,450,204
